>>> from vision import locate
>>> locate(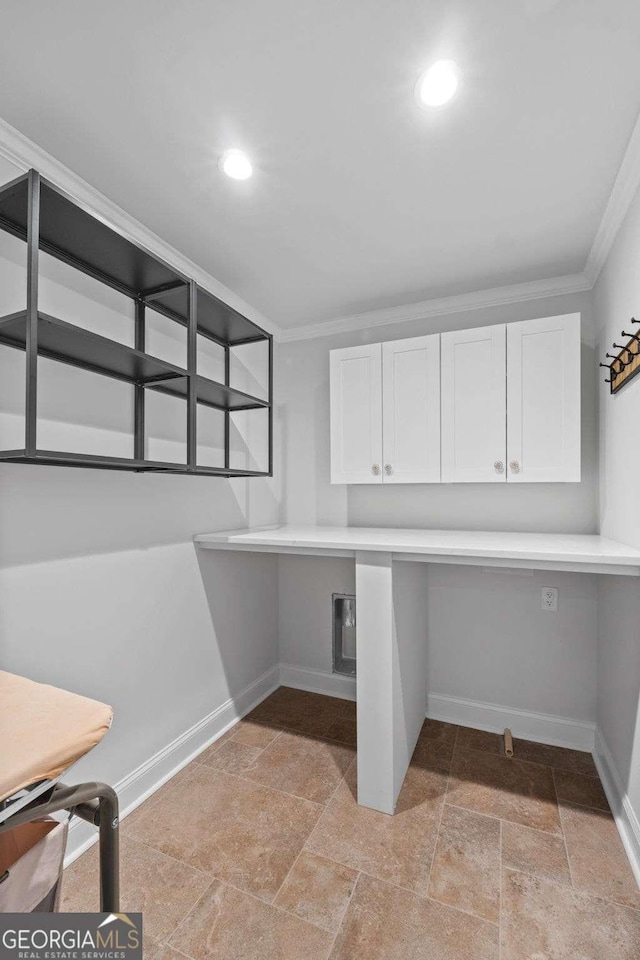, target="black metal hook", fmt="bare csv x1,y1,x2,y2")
622,331,640,345
606,353,626,369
